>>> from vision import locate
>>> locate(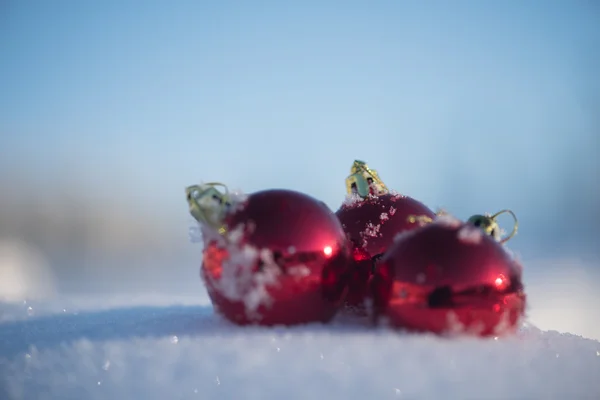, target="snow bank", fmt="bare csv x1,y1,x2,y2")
0,295,599,400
